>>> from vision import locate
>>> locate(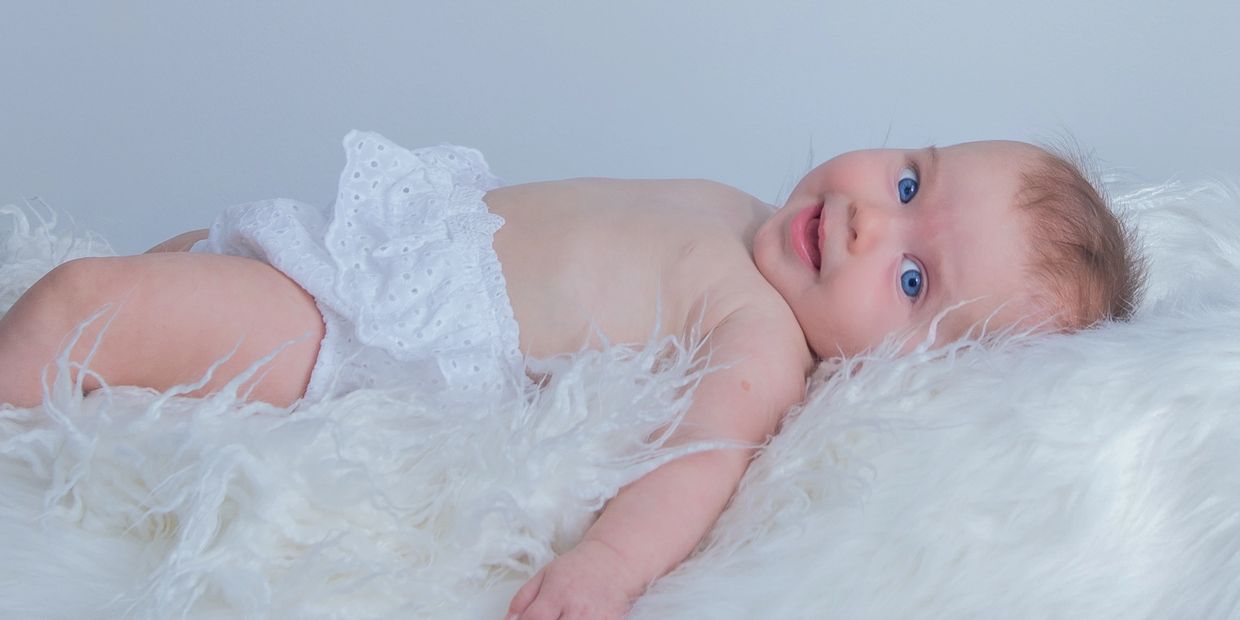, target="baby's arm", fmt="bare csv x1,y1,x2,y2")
506,311,807,620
